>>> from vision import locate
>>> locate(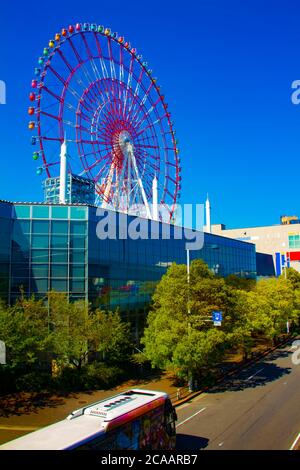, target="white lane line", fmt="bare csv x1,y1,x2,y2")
290,431,300,450
176,407,206,428
245,367,265,382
